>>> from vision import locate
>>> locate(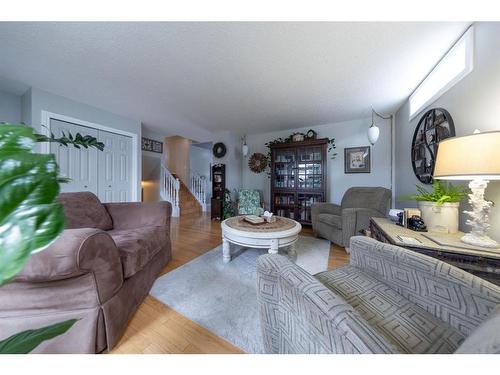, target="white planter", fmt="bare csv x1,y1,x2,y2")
418,201,459,234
